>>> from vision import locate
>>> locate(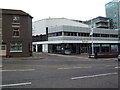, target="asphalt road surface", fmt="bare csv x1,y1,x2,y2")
1,53,119,89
